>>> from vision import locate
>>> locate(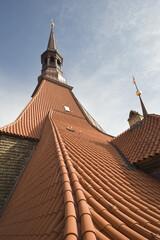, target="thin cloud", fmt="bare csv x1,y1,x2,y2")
0,1,160,136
